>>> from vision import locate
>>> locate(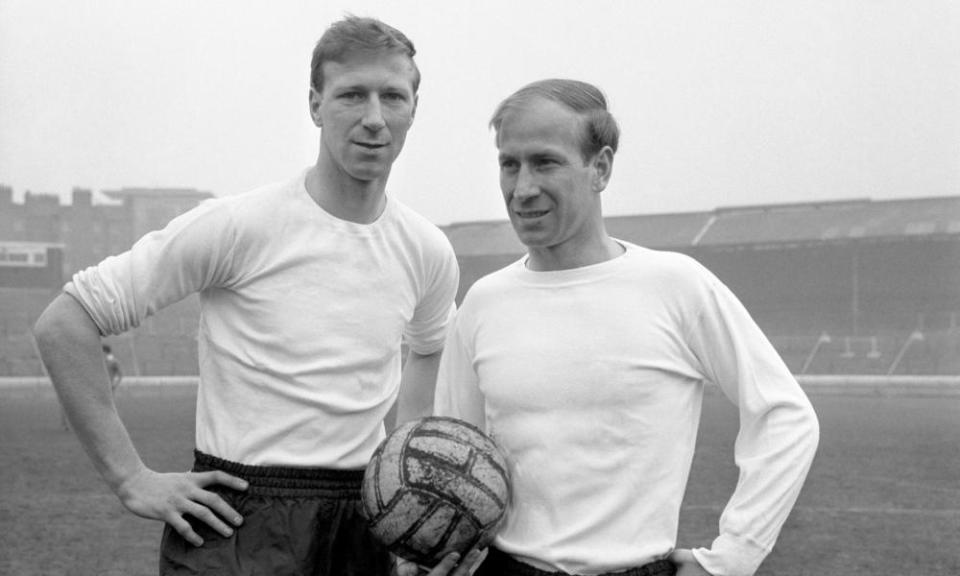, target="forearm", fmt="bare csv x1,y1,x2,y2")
693,391,819,576
33,293,147,494
395,349,442,425
688,280,821,575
